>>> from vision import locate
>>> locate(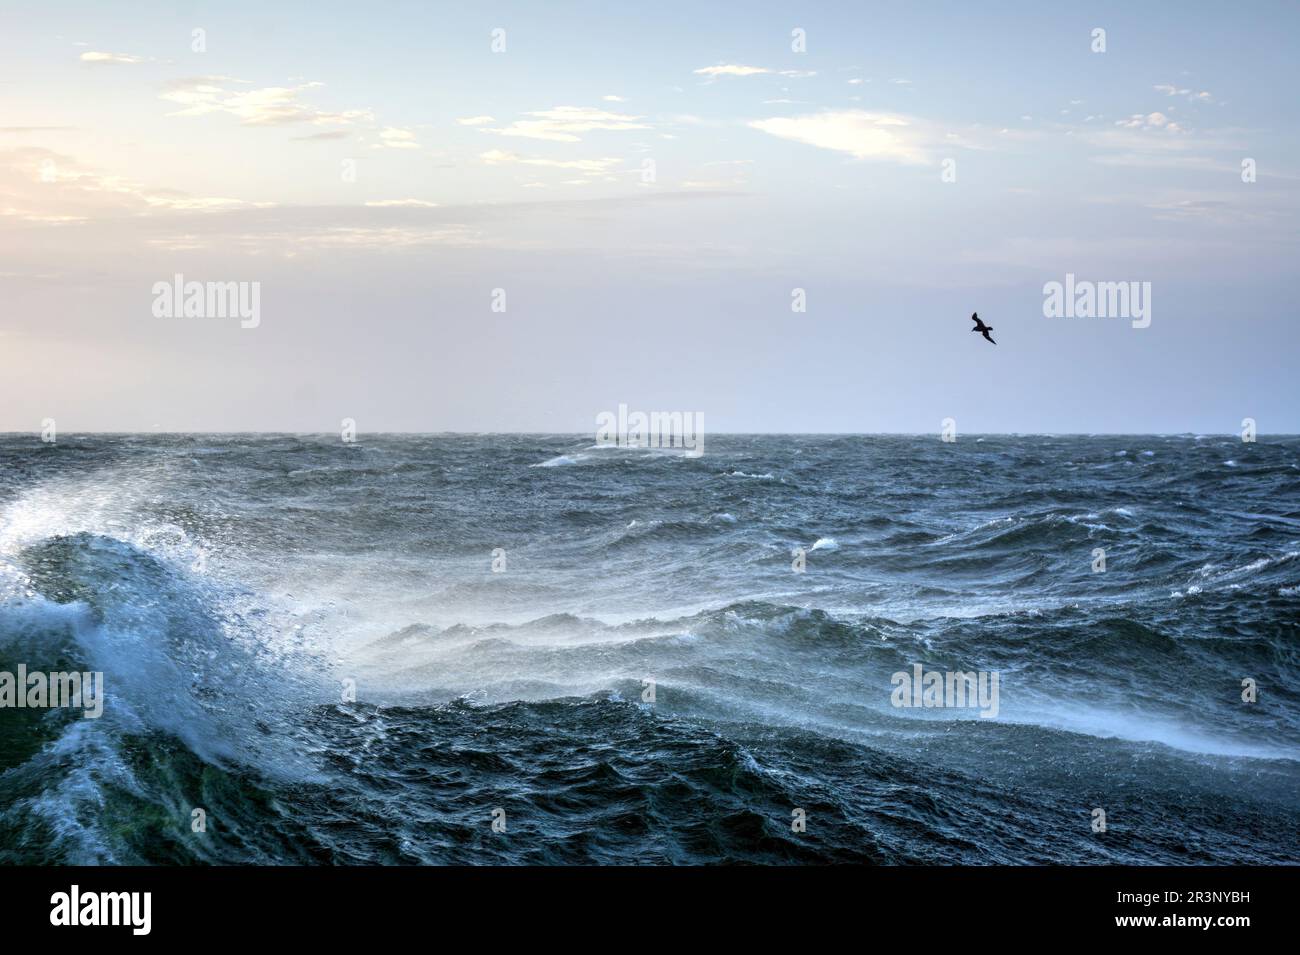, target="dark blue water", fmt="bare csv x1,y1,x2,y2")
1,434,1297,864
